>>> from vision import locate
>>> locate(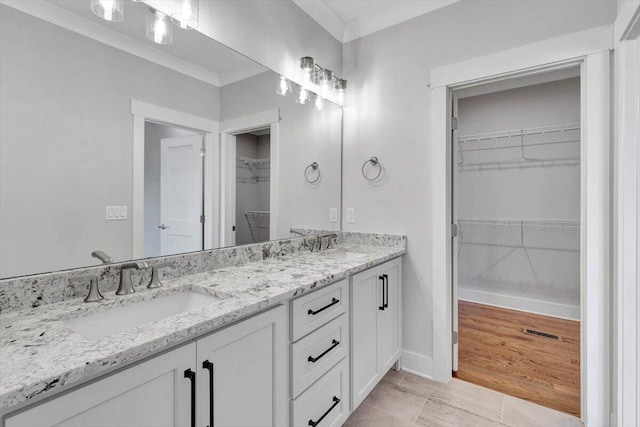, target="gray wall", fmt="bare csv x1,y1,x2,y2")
221,71,342,238
341,0,615,370
457,78,581,314
144,123,200,258
0,6,219,277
